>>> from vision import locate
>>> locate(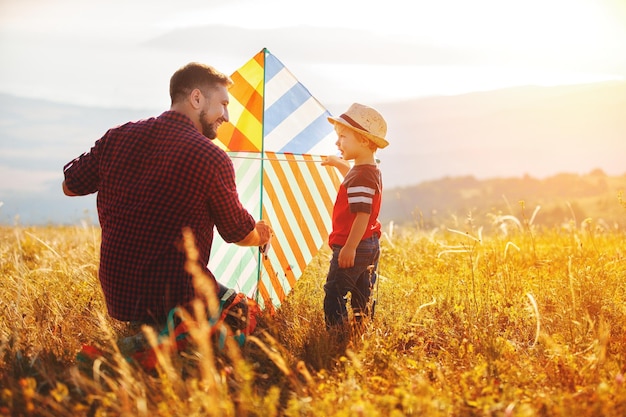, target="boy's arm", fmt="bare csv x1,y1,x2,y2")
322,155,351,177
338,212,370,268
